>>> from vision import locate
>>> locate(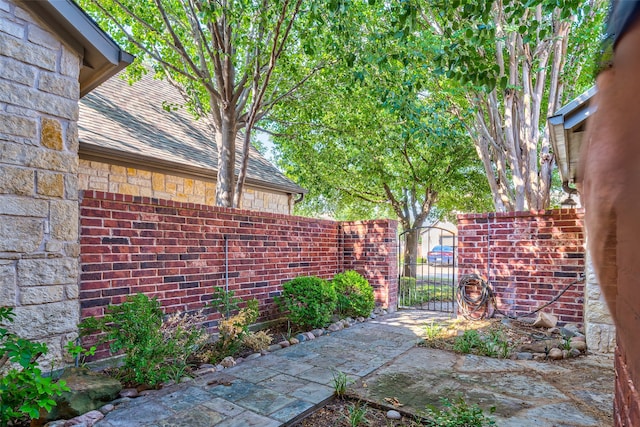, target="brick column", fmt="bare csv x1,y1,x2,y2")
341,220,398,311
